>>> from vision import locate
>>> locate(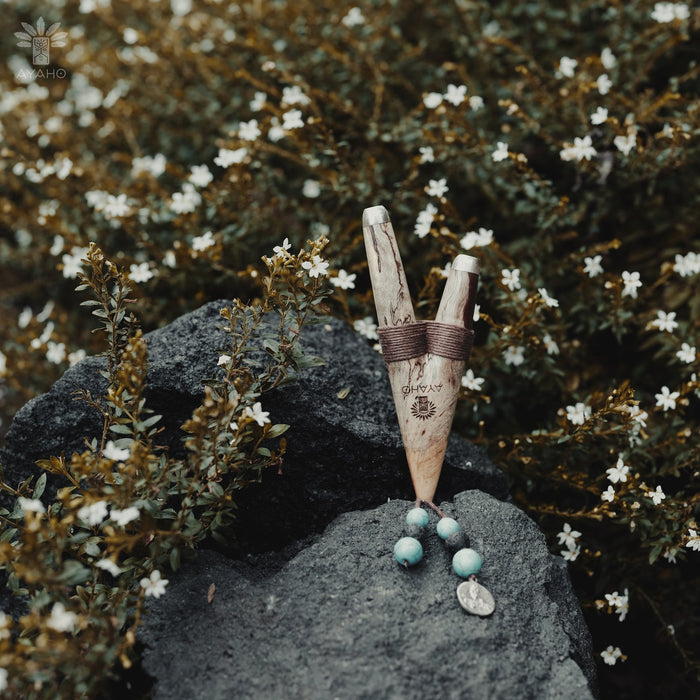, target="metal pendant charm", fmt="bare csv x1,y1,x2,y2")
456,579,495,617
